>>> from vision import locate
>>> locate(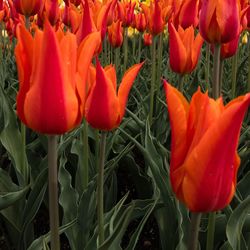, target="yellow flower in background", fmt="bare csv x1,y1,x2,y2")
242,32,248,44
